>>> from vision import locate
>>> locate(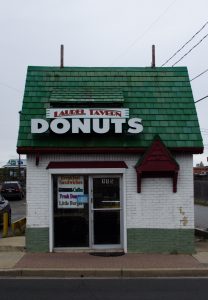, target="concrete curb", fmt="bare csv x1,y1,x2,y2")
0,246,25,252
0,268,208,278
